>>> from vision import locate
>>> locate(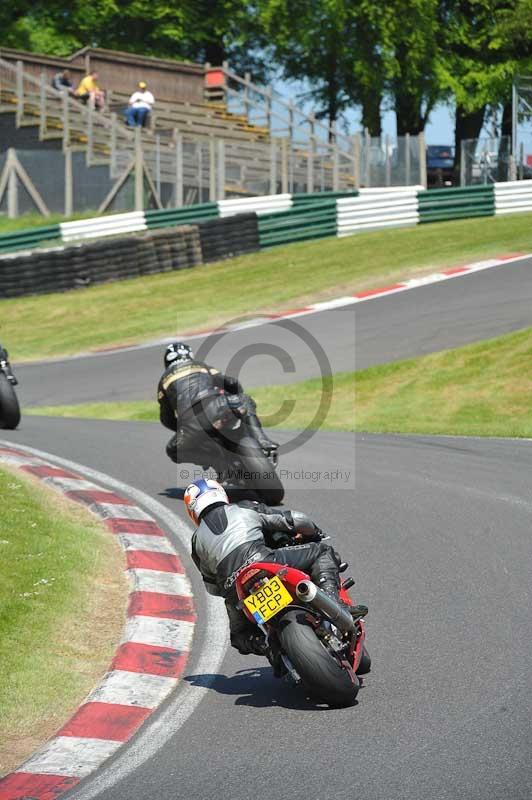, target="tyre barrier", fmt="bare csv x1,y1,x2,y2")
0,225,204,299
1,183,531,298
198,213,259,263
